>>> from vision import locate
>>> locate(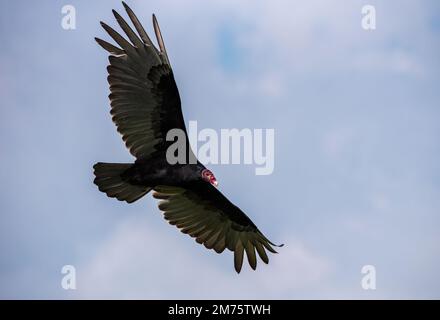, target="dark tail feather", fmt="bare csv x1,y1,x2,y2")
93,162,151,203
